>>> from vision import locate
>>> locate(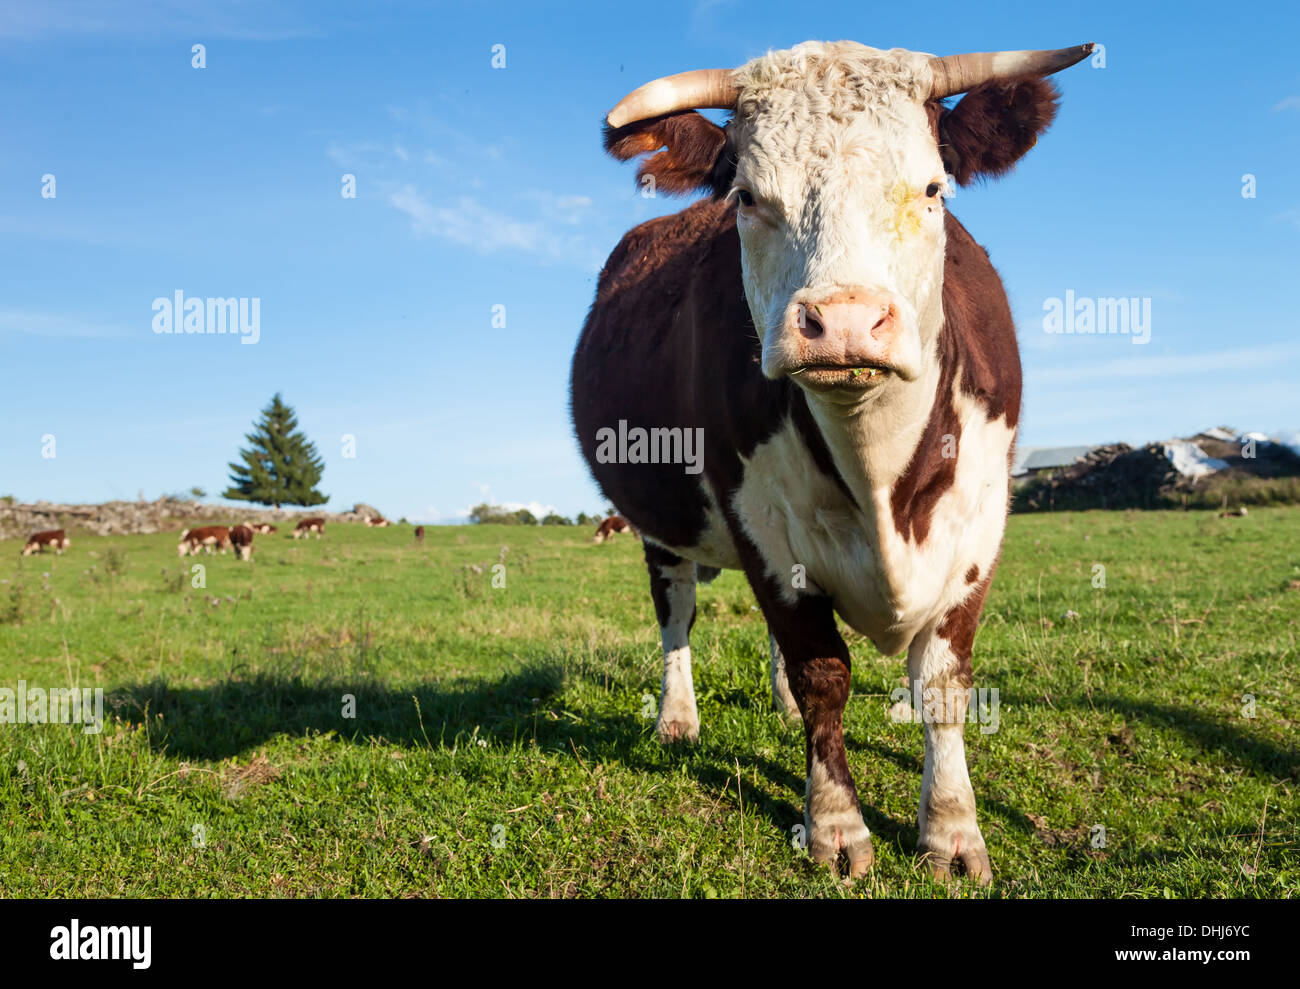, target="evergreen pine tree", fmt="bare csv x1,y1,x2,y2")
223,393,328,509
